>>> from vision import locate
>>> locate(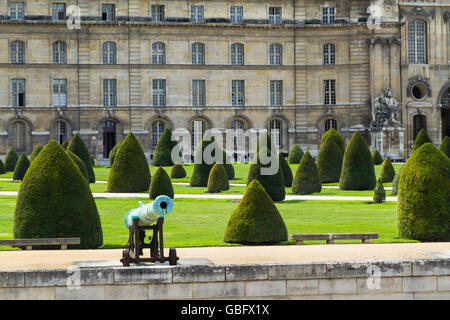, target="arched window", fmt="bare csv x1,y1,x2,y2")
11,40,25,63
323,43,335,65
231,43,244,65
191,119,206,149
269,119,282,148
413,114,427,141
57,121,68,144
102,42,116,64
152,42,165,64
408,20,426,64
11,121,26,151
192,43,205,65
325,118,337,131
151,120,166,149
269,44,282,65
53,41,67,64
